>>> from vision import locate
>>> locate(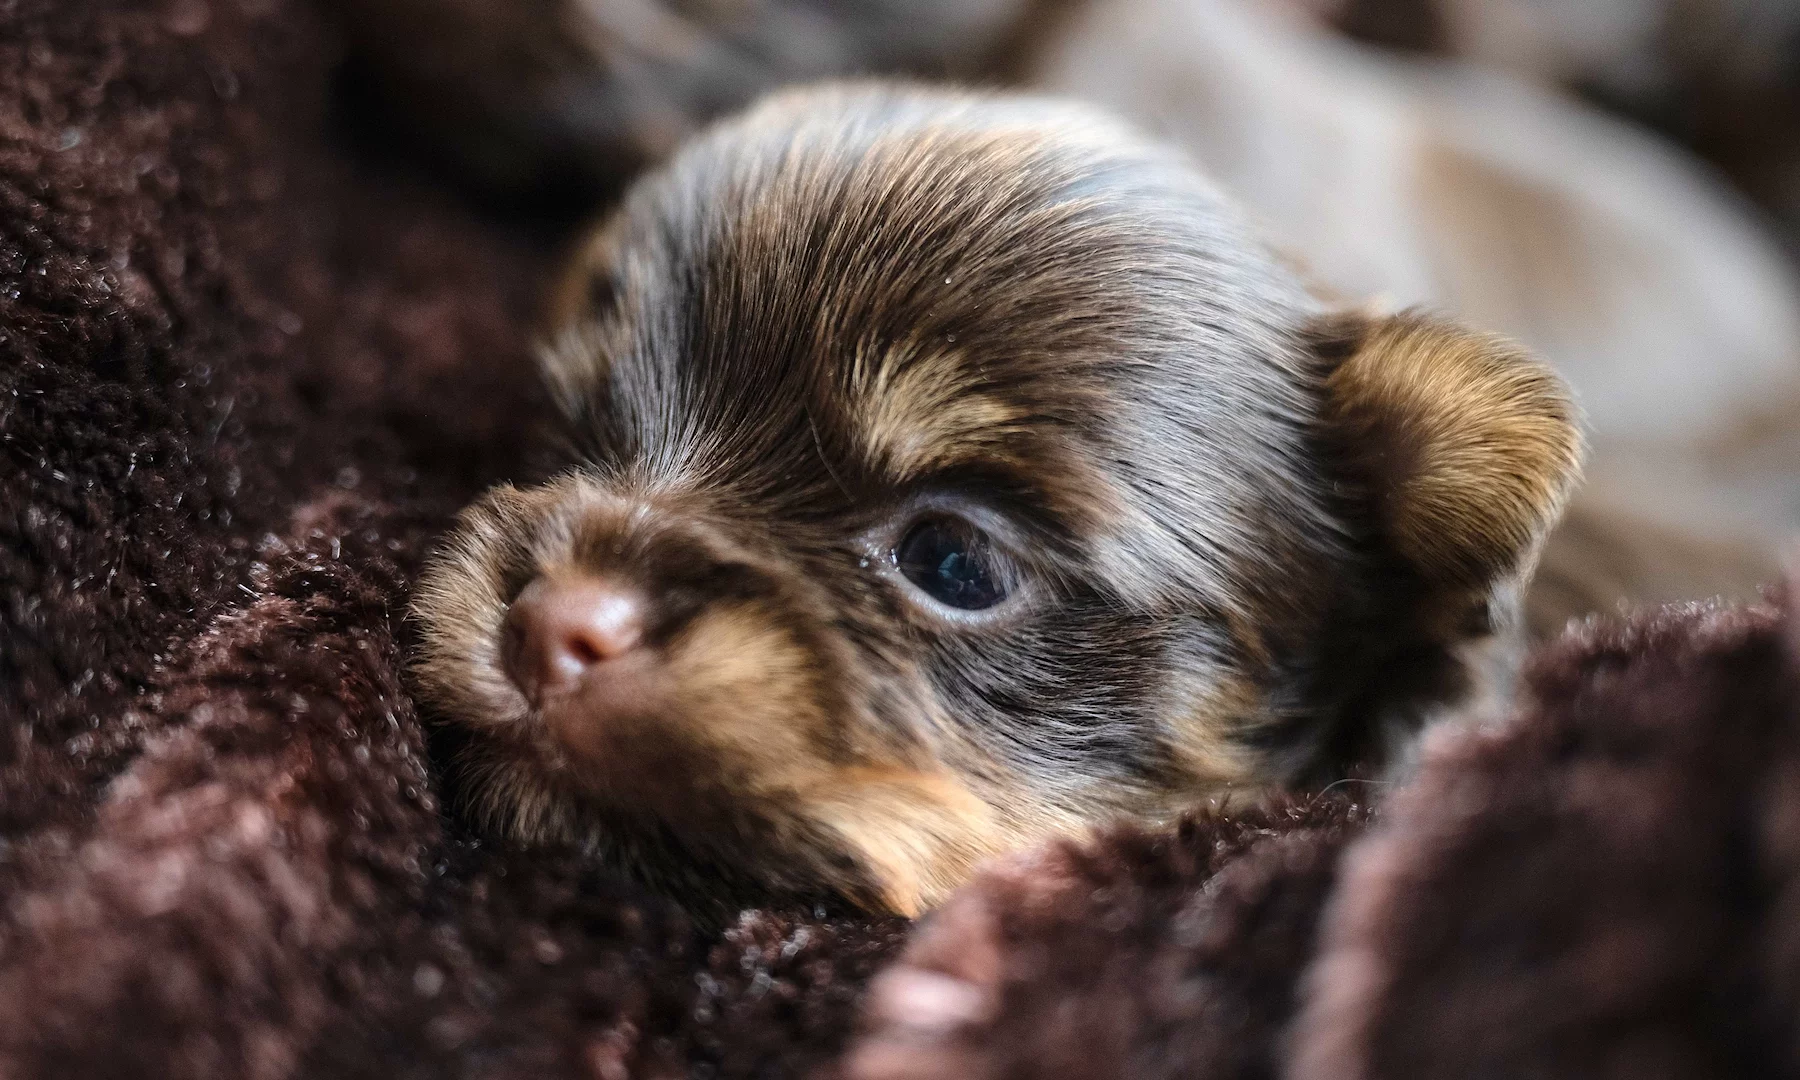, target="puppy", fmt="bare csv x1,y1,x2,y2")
342,0,1800,636
411,84,1580,917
